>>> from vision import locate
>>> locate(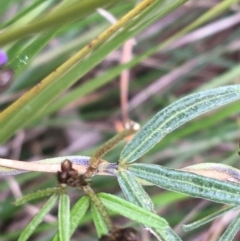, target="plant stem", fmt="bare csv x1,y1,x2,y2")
0,157,115,176
82,185,113,231
85,121,140,177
